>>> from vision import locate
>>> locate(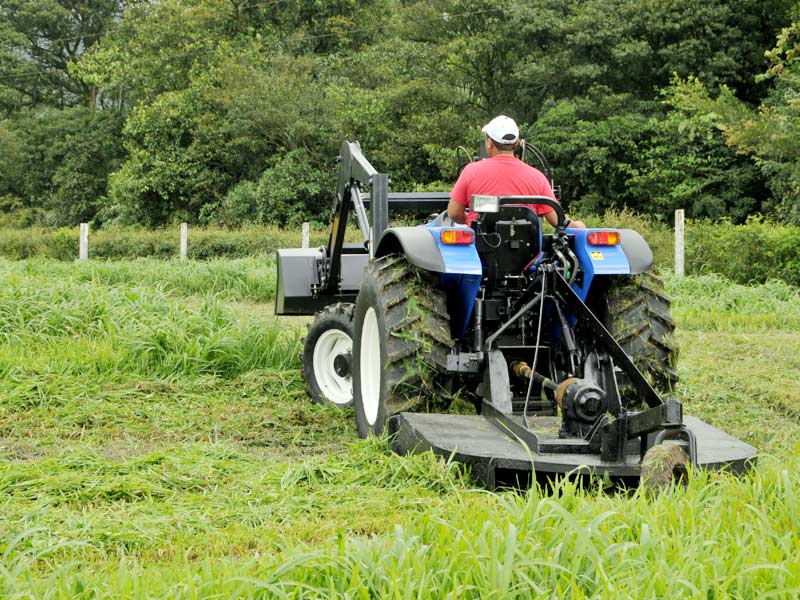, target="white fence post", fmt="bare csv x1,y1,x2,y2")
301,222,310,249
79,223,89,261
675,209,685,276
180,223,188,260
